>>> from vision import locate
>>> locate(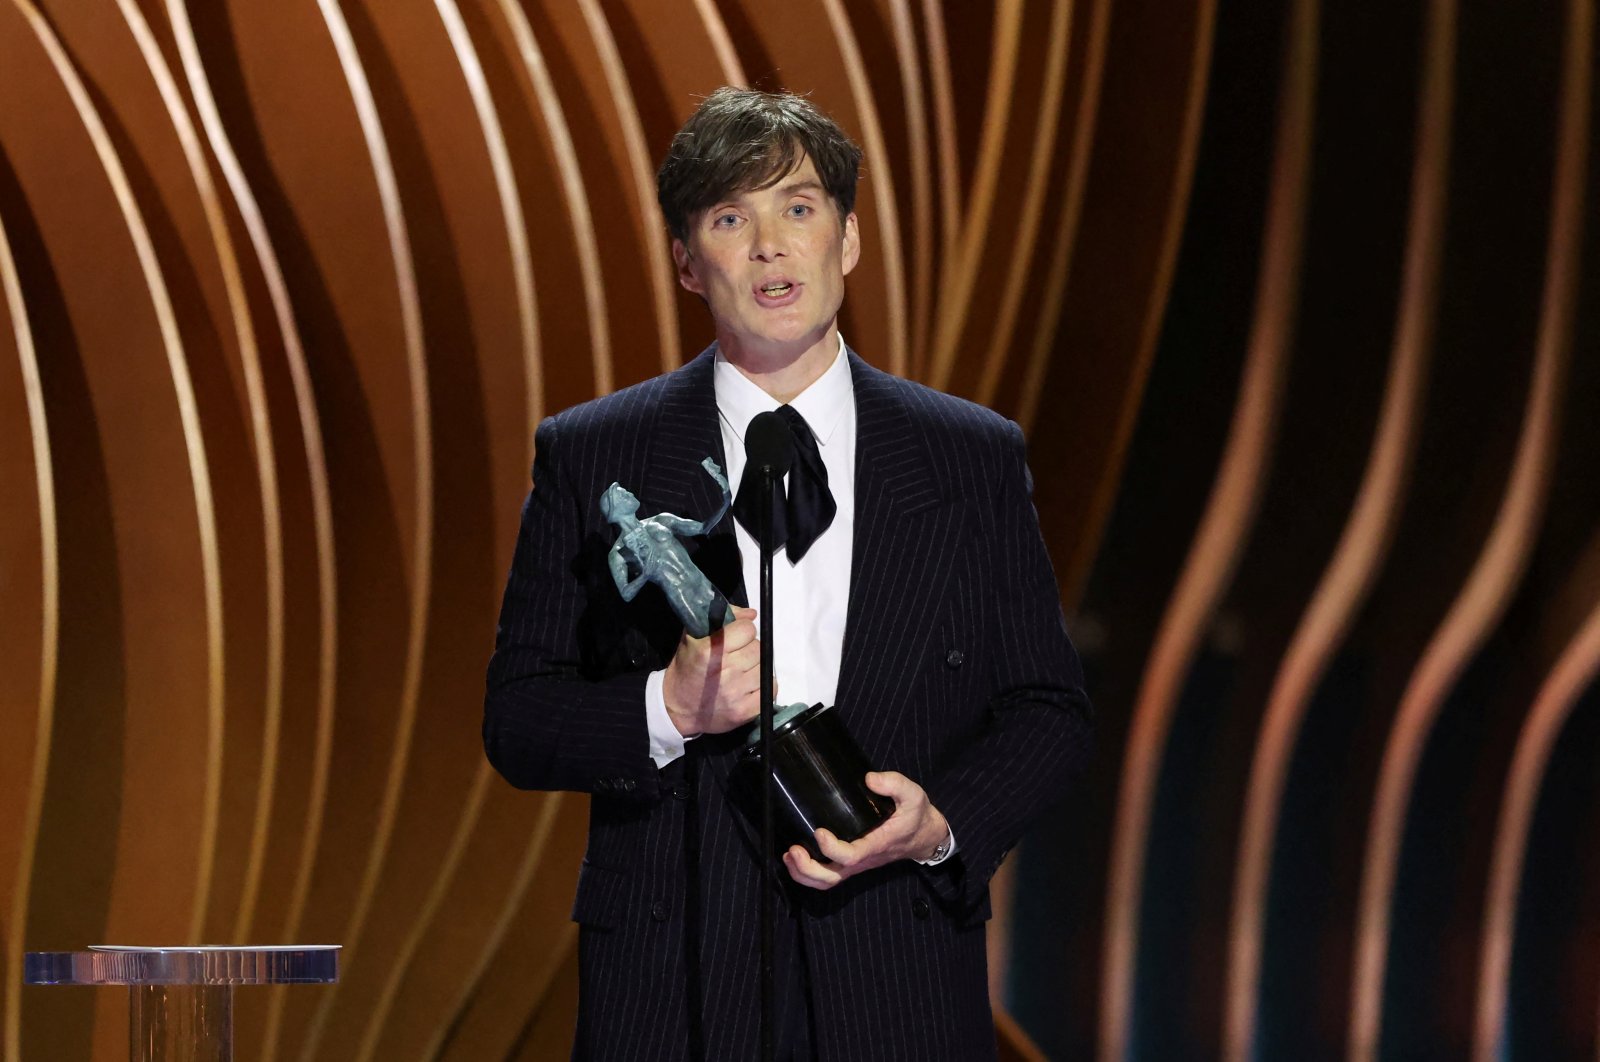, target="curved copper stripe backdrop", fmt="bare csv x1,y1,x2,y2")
1349,0,1593,1056
0,181,55,1062
1100,0,1318,1057
1224,0,1455,1055
3,2,1599,1060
